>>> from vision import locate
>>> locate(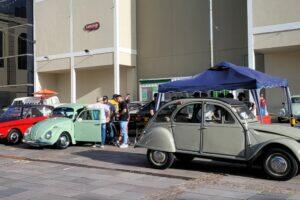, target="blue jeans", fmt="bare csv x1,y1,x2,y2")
107,122,115,142
101,123,106,145
120,121,128,145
